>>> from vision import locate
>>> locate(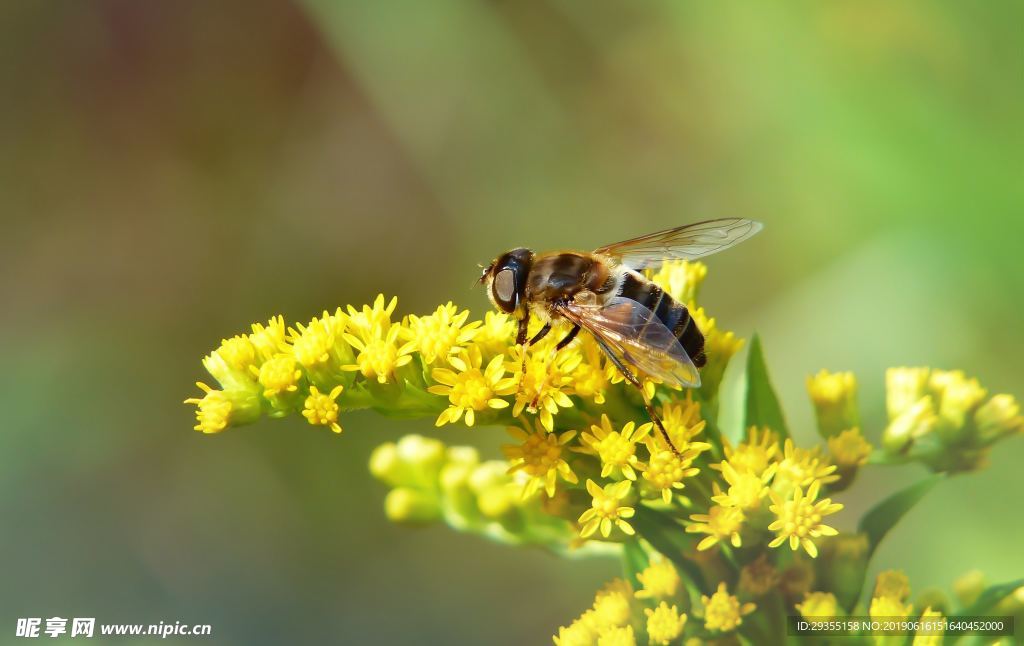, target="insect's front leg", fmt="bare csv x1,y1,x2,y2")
527,320,580,412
